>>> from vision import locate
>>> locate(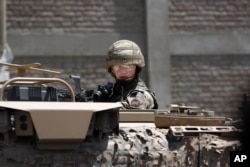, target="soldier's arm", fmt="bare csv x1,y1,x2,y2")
124,90,155,109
